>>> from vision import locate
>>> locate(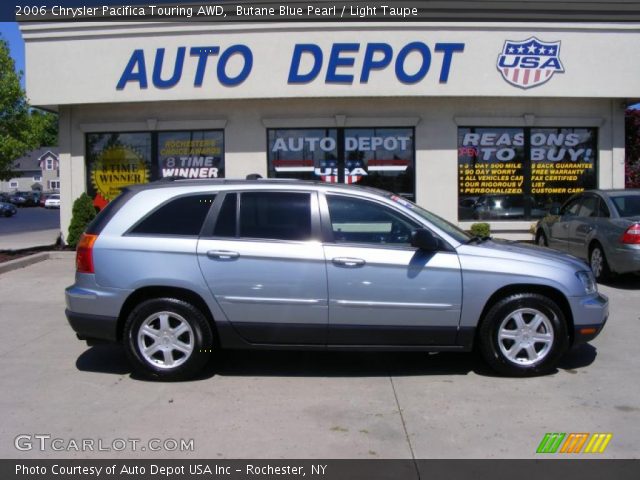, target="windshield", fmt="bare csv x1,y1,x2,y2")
388,195,472,244
611,195,640,218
